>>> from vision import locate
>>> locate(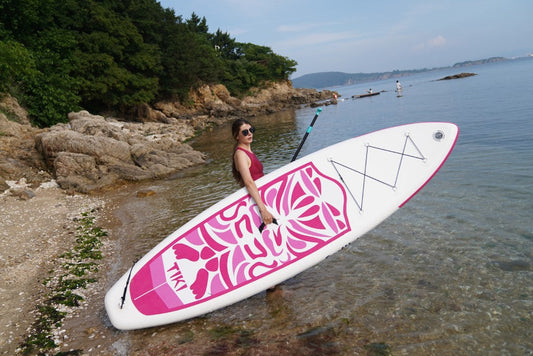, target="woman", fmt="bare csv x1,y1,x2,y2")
231,118,274,226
